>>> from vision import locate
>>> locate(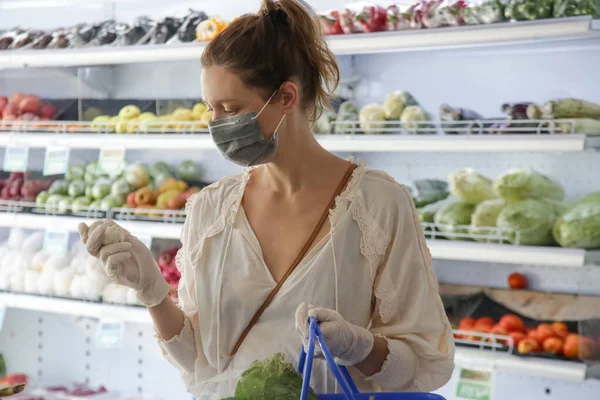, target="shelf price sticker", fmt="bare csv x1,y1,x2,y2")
43,145,70,176
97,146,126,176
43,230,69,256
96,318,124,350
3,145,30,172
455,368,494,400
